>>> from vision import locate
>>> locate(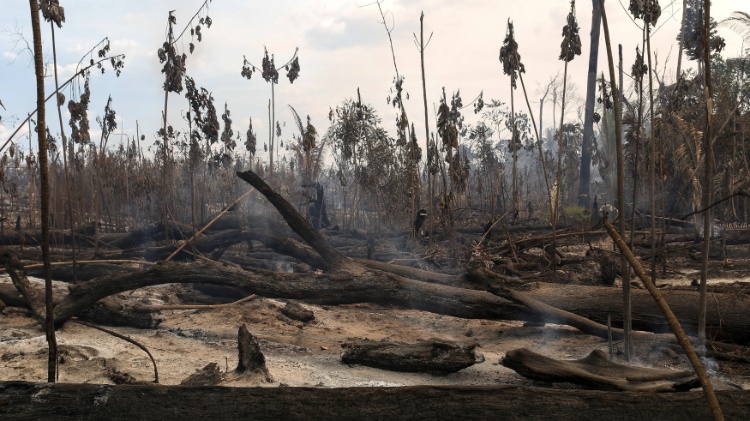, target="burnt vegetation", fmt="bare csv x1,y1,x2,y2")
2,0,750,419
